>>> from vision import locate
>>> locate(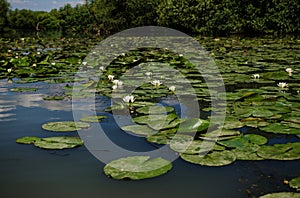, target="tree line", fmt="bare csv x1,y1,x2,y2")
1,0,299,37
